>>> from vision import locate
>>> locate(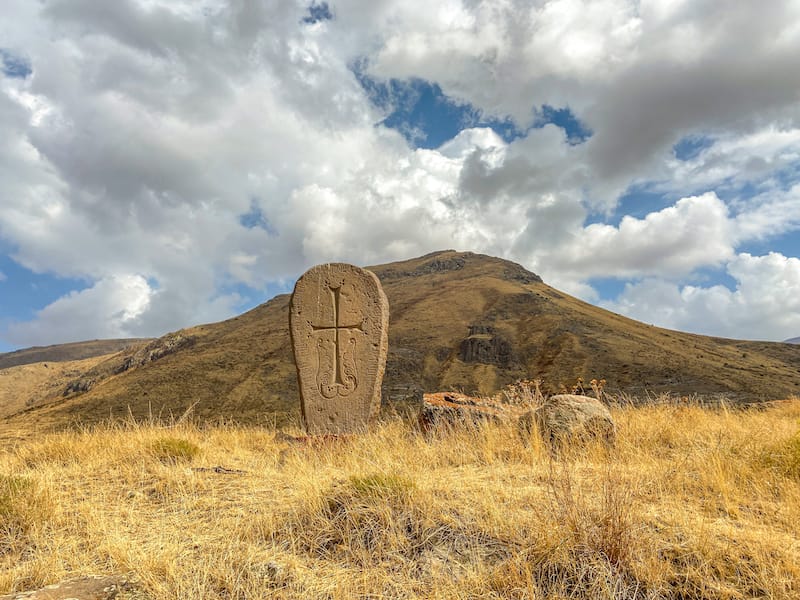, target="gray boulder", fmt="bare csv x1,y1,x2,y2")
520,394,615,448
